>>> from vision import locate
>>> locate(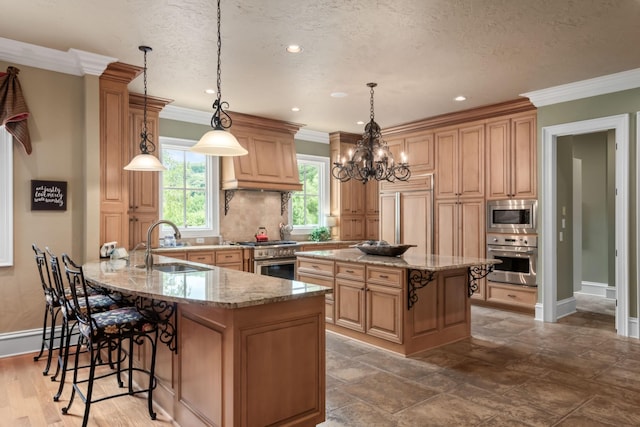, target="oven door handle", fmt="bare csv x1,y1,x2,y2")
487,247,537,255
